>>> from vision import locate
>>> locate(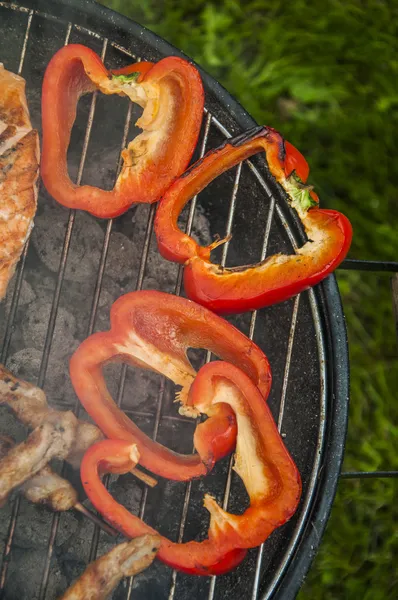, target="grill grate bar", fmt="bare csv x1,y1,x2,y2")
278,296,300,431
248,193,277,341
220,161,242,263
0,235,30,362
124,410,195,425
244,196,302,600
0,496,21,598
109,41,137,59
207,452,235,599
17,8,32,72
258,293,330,600
86,142,158,561
245,208,278,598
39,512,61,600
167,473,195,600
